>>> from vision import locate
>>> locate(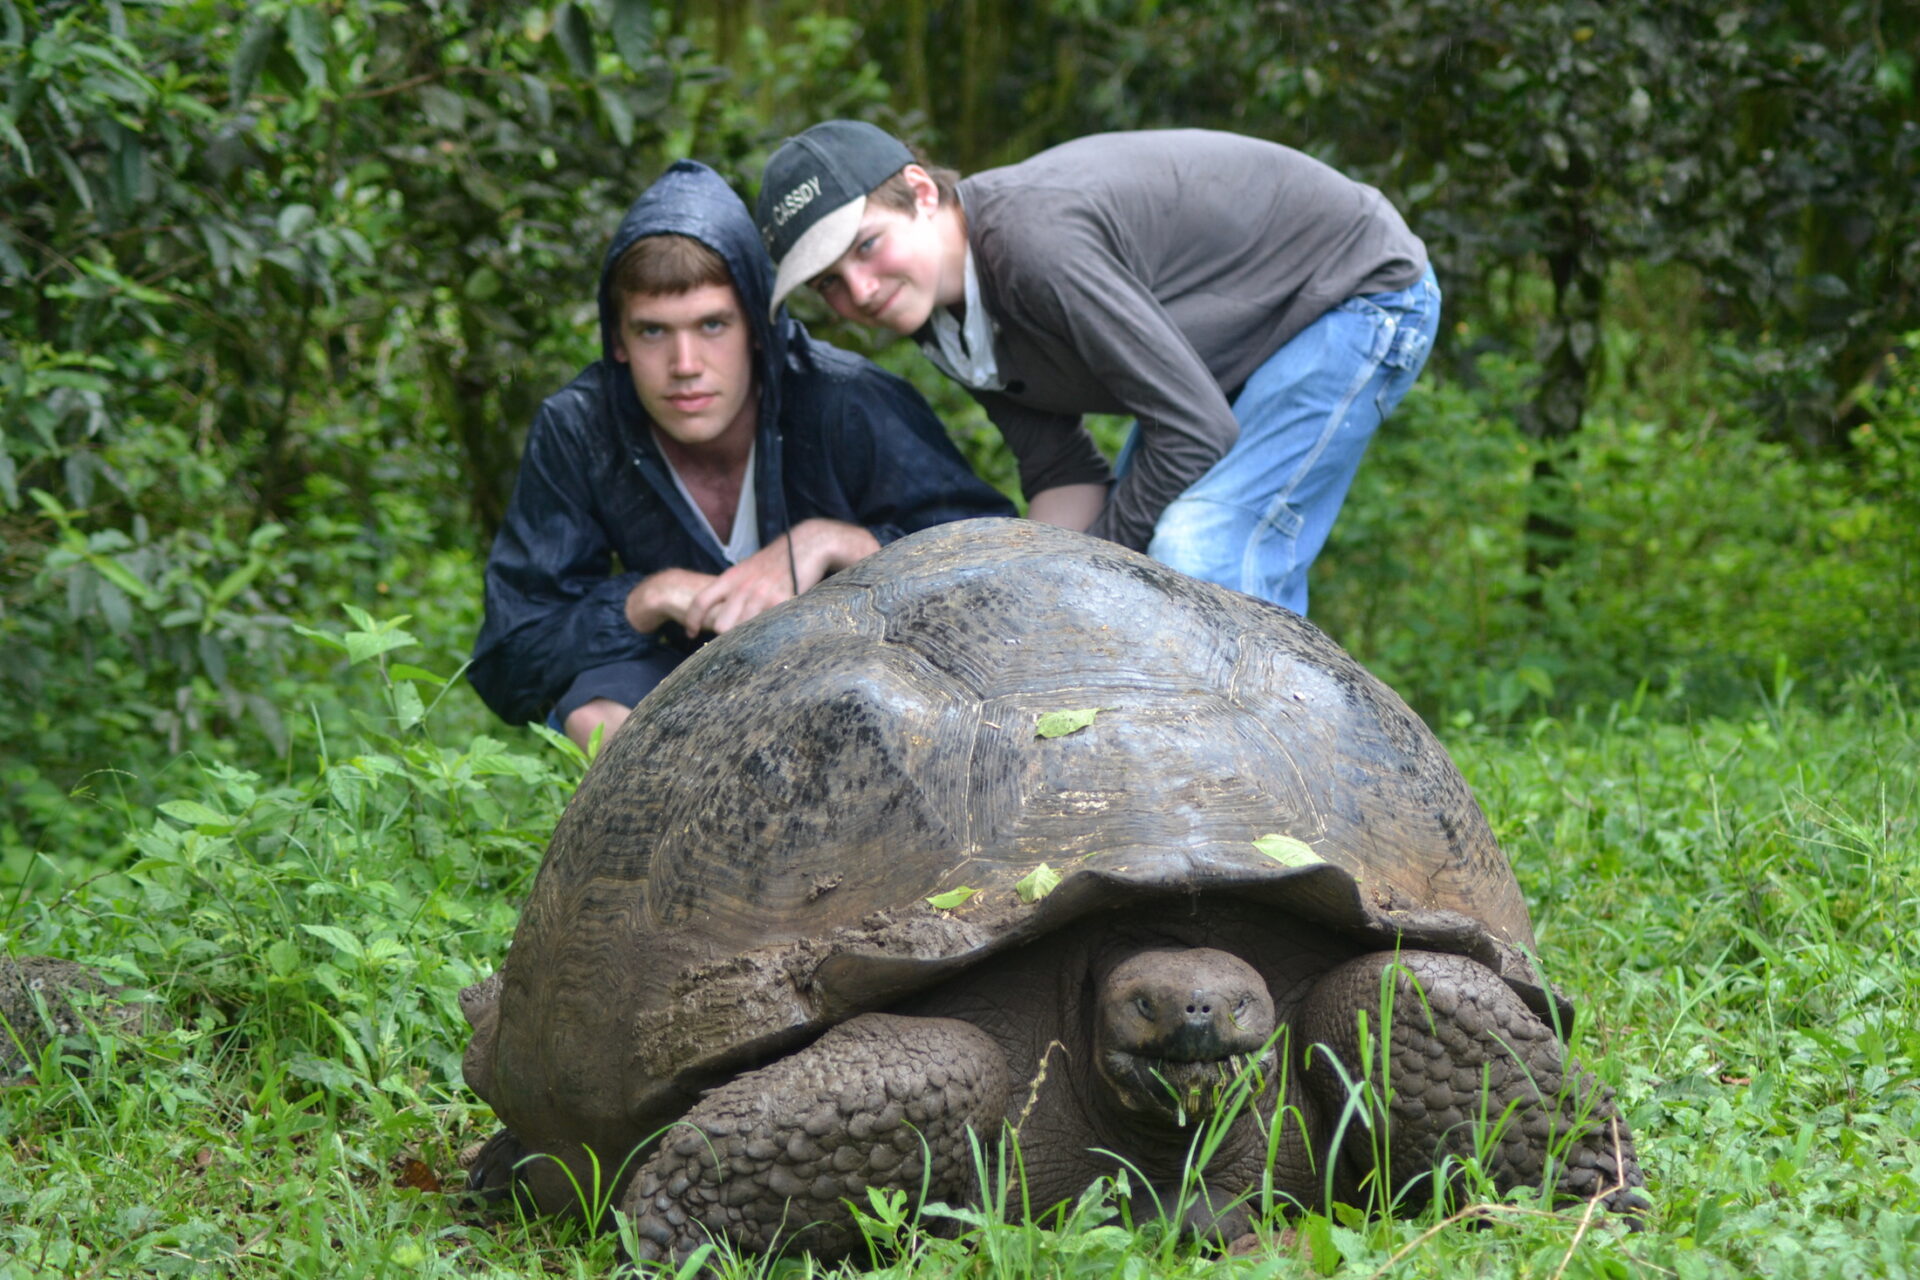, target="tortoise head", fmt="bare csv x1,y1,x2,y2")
1093,947,1276,1126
